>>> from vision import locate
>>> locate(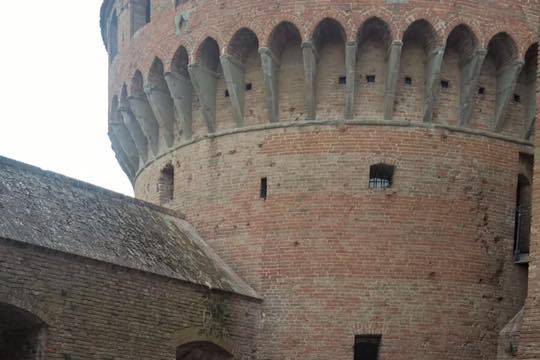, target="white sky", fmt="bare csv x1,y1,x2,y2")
0,1,133,196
